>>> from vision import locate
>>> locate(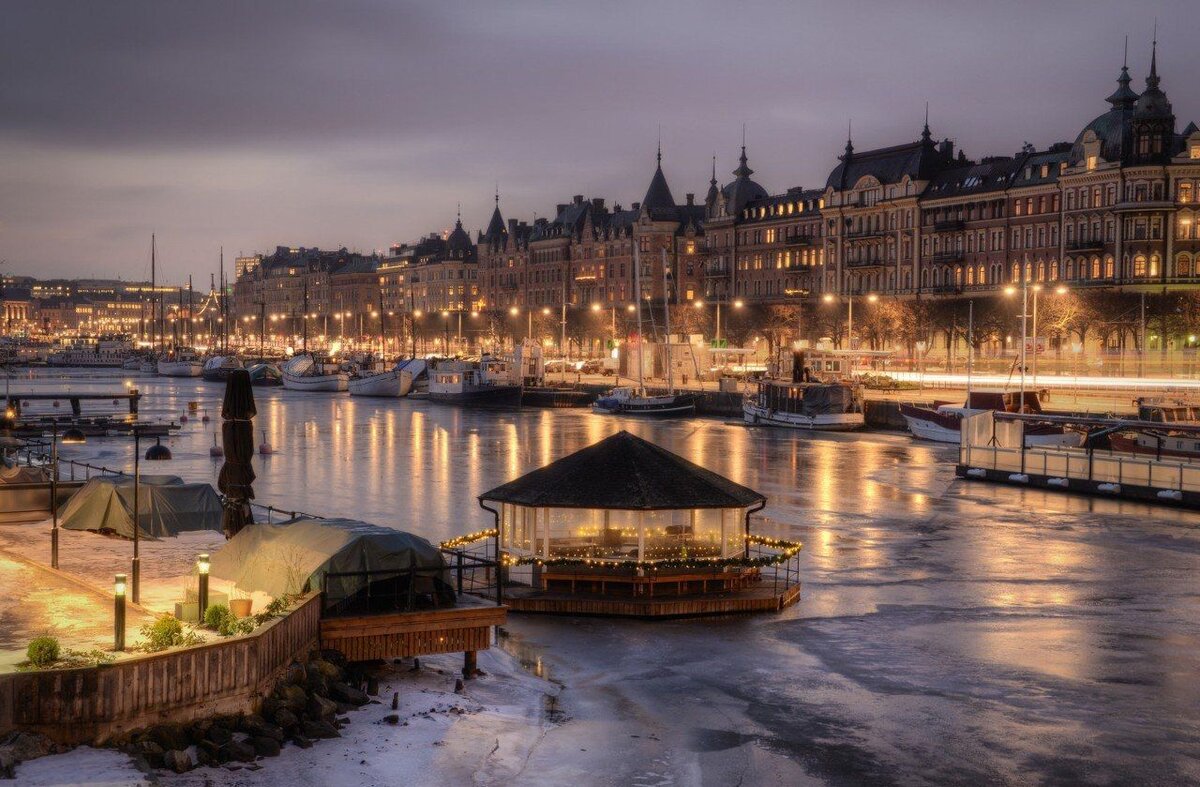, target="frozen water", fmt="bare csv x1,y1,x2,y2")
24,373,1200,784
